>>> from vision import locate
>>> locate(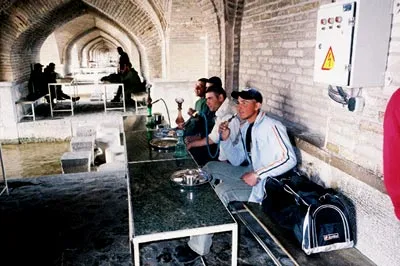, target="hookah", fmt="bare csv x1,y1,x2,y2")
145,84,155,128
174,98,187,157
